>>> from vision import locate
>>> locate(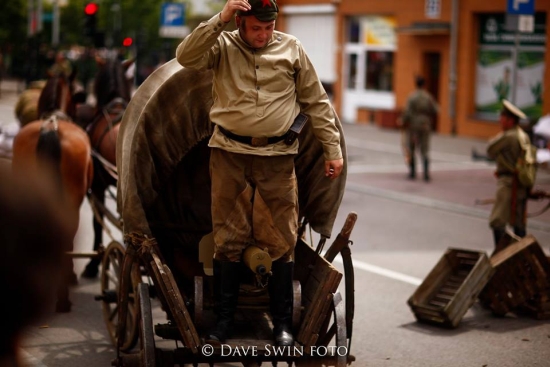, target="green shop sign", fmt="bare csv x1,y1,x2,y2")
479,13,546,47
